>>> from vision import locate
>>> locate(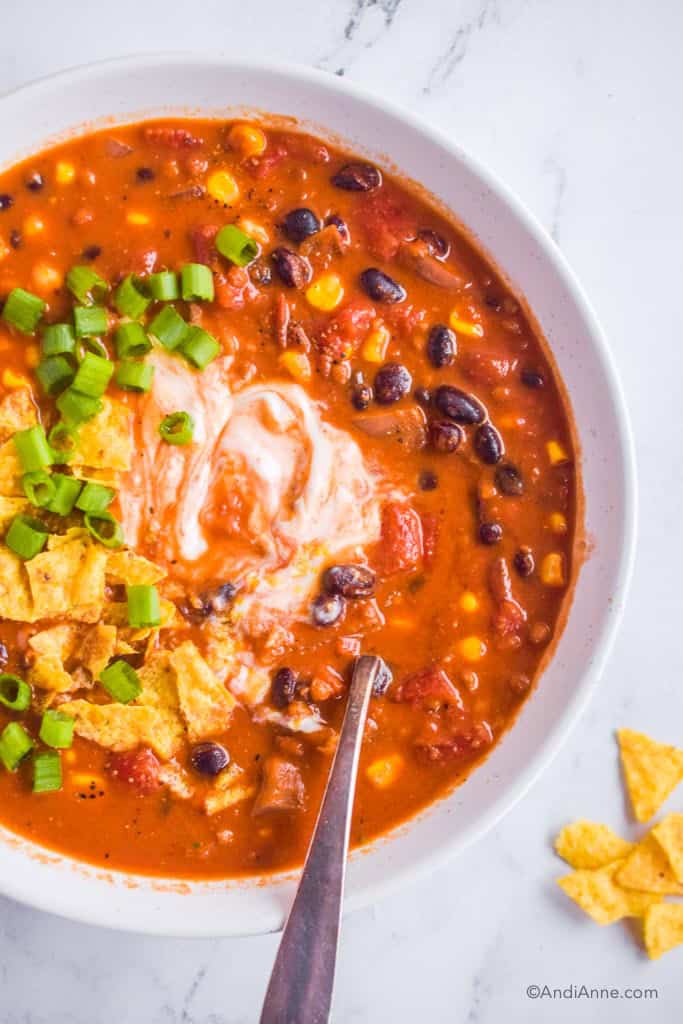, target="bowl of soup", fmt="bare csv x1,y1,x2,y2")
0,56,635,935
